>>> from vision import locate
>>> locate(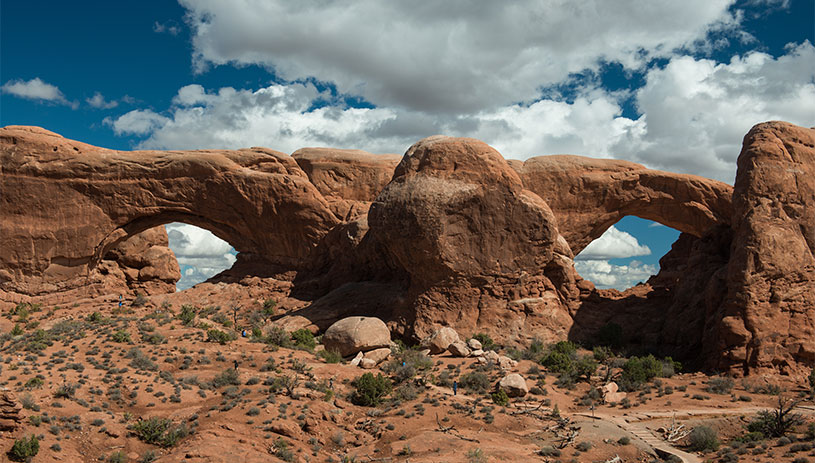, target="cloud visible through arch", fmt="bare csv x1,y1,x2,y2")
165,223,236,290
575,226,657,290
